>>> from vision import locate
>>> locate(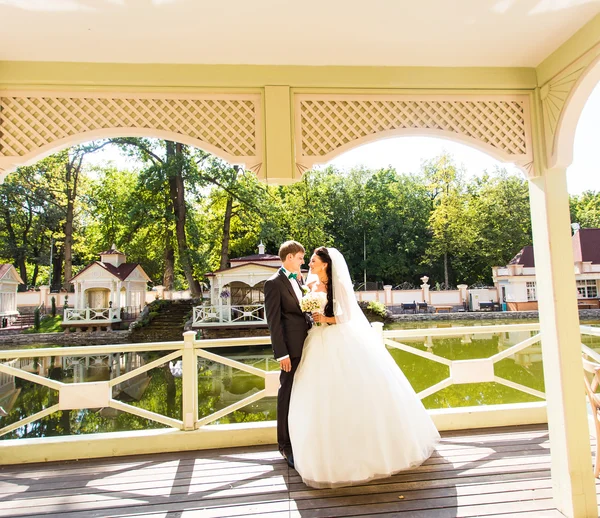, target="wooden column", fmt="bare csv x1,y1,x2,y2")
529,167,597,517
